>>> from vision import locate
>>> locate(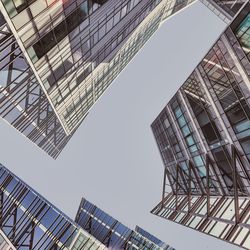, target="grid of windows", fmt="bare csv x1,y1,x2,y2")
152,4,250,250
199,34,250,163
48,0,166,131
0,164,106,250
152,193,250,250
235,14,250,60
0,20,73,158
75,198,174,250
152,4,250,197
1,0,195,135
